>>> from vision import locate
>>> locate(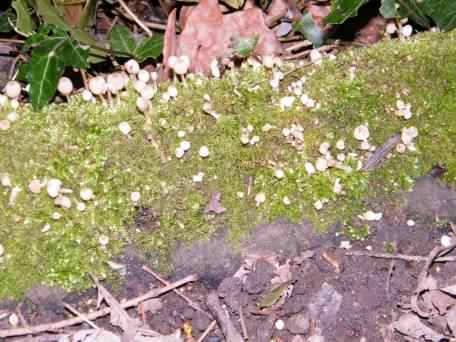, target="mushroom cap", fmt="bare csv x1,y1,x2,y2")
88,76,107,95
57,77,74,96
4,81,21,99
125,59,140,74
